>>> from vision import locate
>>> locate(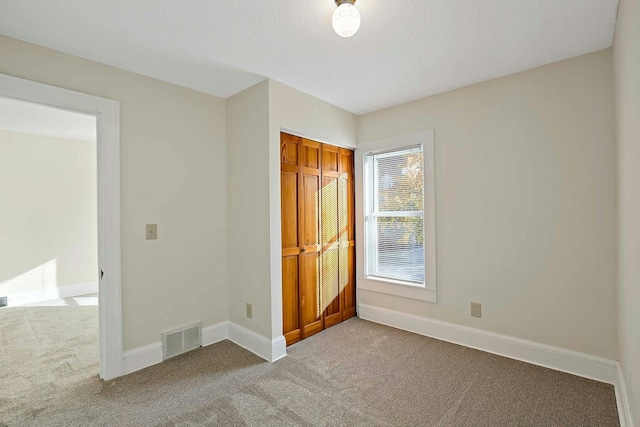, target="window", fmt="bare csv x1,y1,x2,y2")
355,130,436,302
365,146,424,285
